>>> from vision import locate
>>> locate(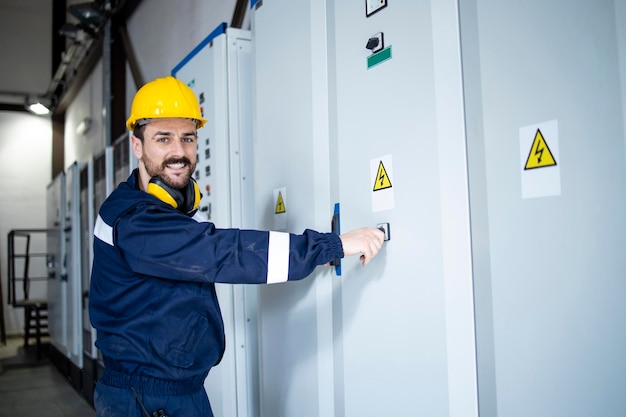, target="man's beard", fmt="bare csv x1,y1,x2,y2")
143,154,196,190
